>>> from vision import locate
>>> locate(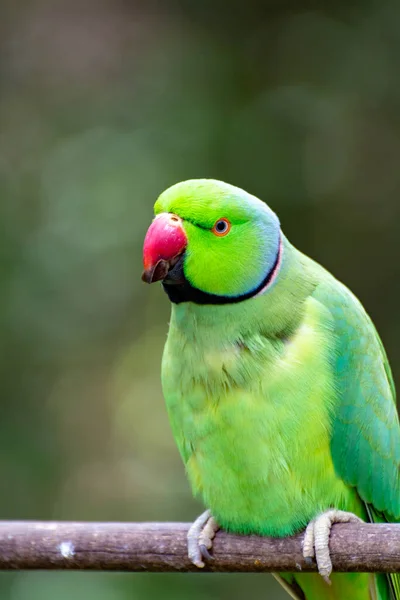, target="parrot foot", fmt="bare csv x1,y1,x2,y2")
187,509,219,568
302,509,363,584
